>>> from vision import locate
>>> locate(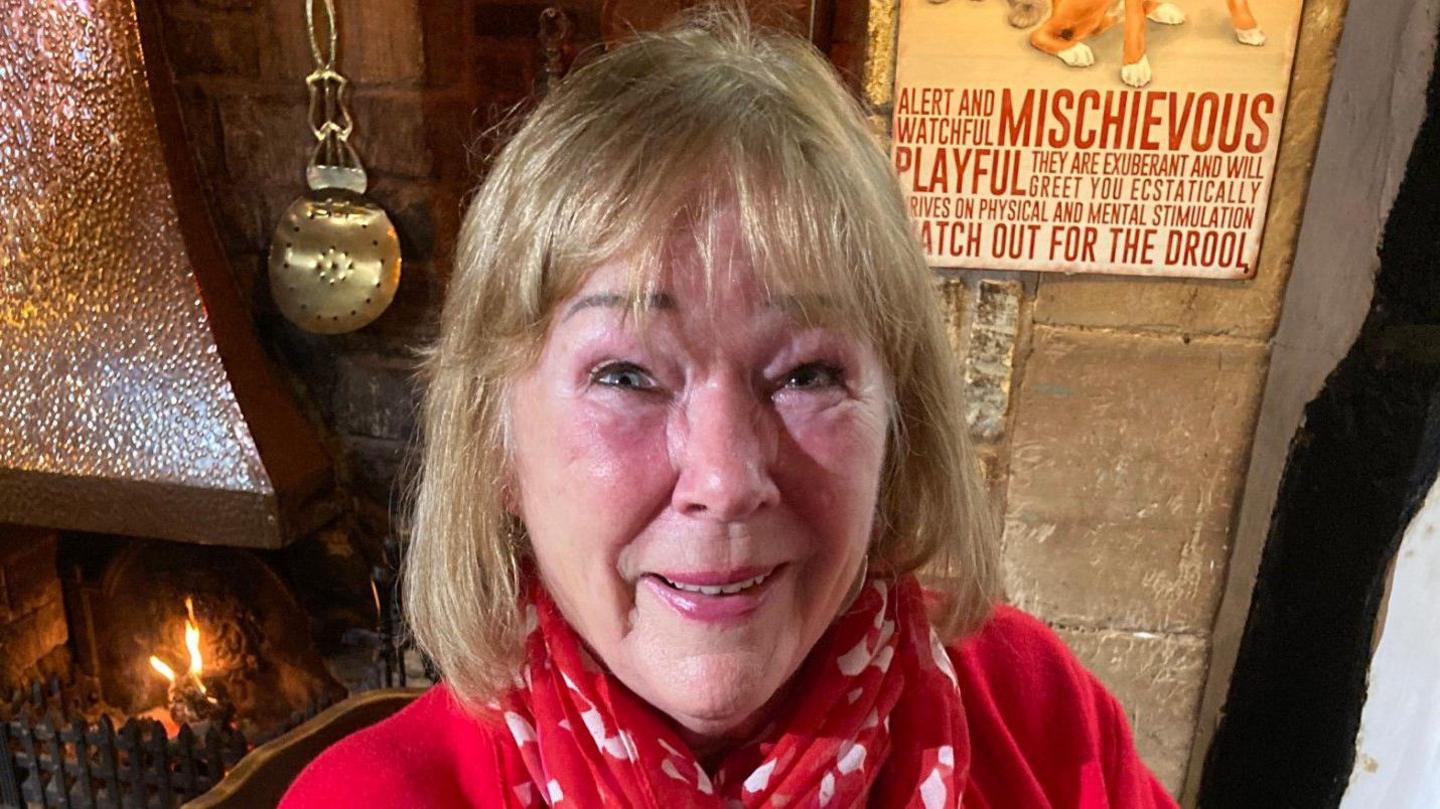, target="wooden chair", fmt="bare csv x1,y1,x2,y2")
183,689,421,809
